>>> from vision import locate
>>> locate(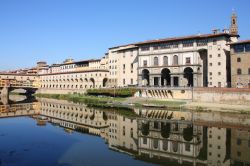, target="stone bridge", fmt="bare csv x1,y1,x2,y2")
0,73,39,103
